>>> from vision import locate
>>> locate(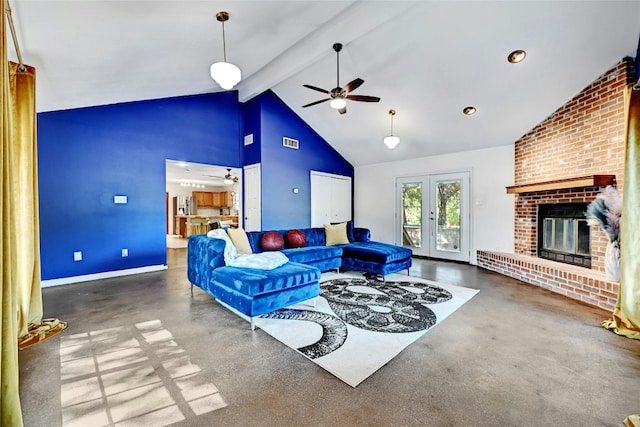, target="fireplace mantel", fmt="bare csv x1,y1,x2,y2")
505,175,615,195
